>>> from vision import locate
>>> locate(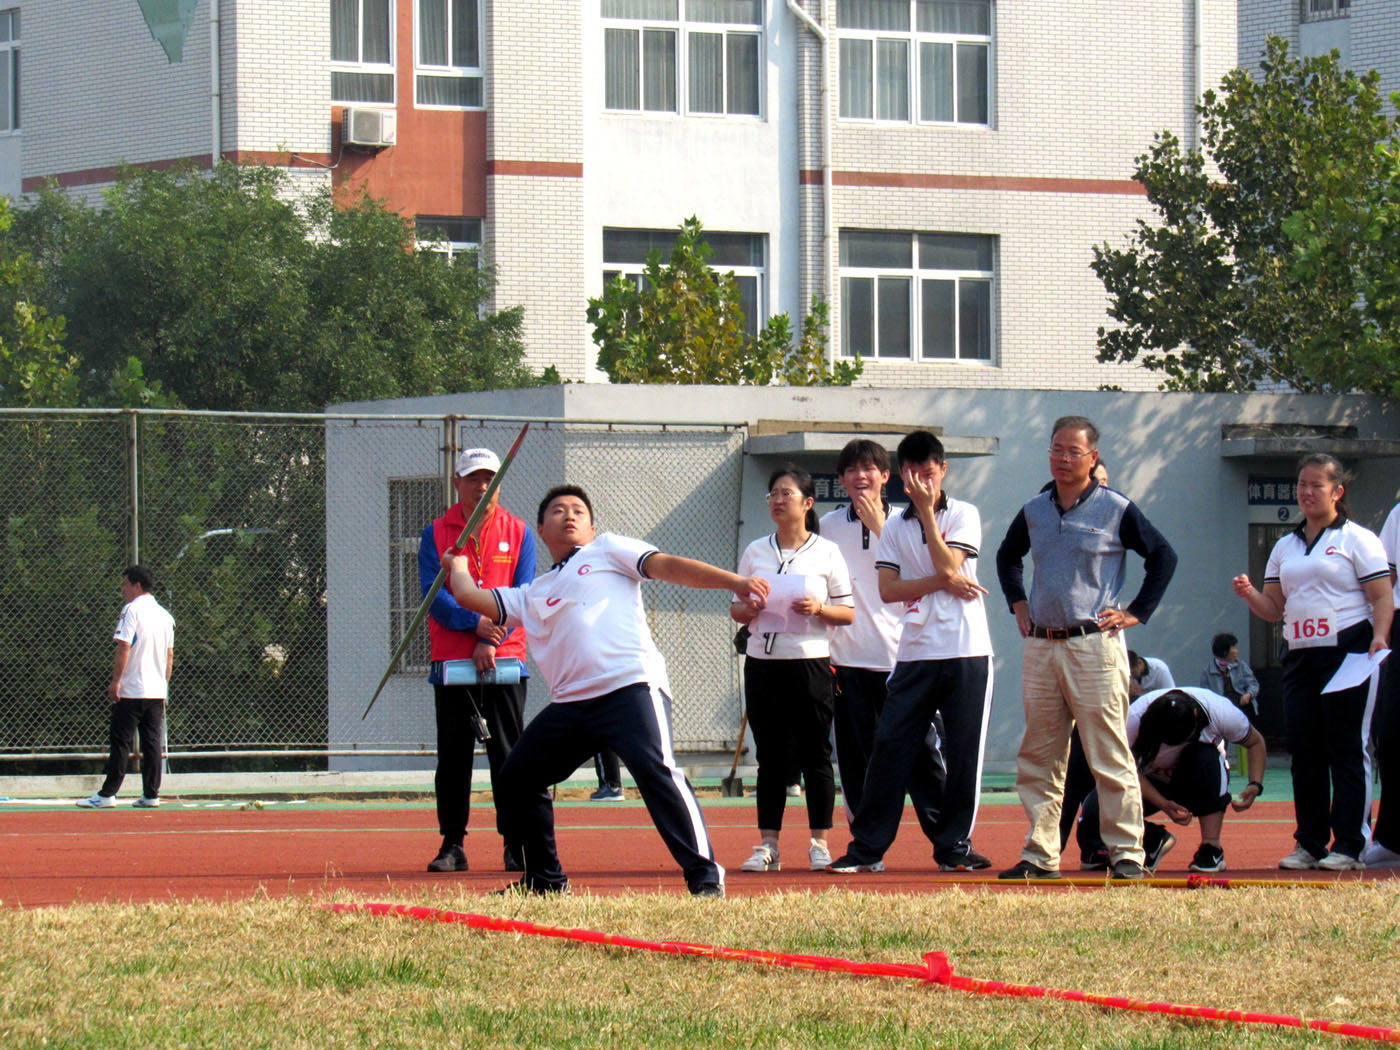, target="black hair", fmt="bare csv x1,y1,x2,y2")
768,465,819,534
1297,453,1352,519
836,438,890,476
1127,650,1145,679
1132,689,1208,771
122,565,155,591
895,430,945,468
537,485,594,526
1211,632,1237,660
1051,415,1099,448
